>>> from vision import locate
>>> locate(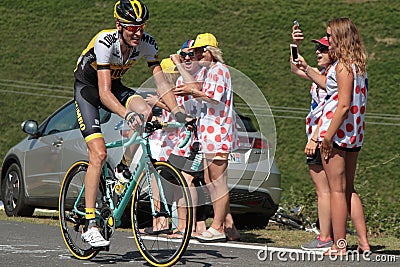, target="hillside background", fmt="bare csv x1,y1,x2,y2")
0,0,399,237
